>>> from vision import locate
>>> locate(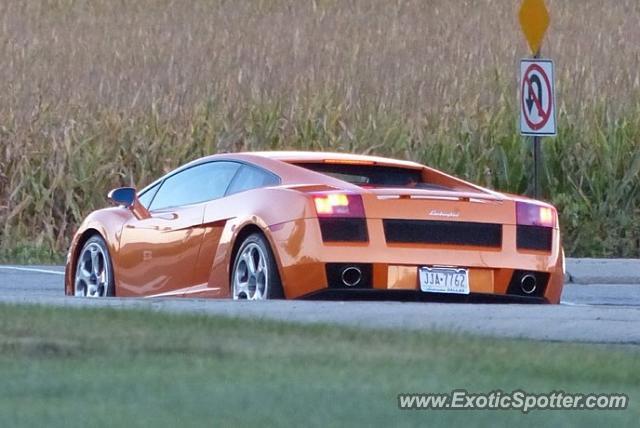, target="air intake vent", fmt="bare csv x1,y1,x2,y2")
383,219,502,247
319,218,368,242
517,225,553,251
